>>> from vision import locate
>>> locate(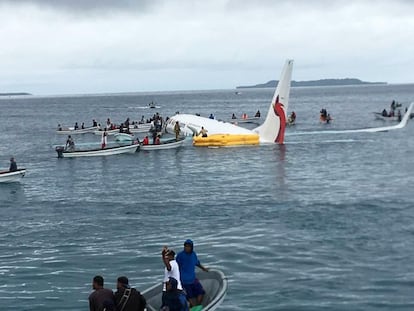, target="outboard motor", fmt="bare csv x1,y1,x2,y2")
55,146,65,158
